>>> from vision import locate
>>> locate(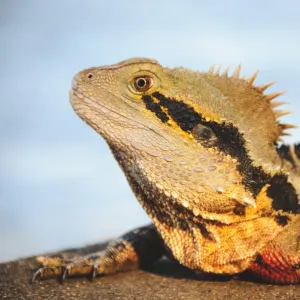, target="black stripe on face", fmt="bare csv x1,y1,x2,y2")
276,144,295,166
151,92,299,213
268,174,299,213
142,95,169,123
152,92,202,131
